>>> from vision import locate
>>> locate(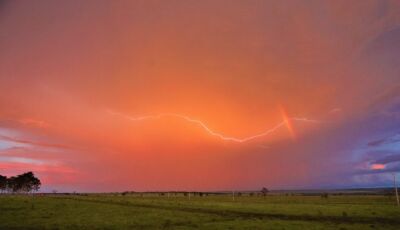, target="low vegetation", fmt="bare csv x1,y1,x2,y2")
0,192,399,229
